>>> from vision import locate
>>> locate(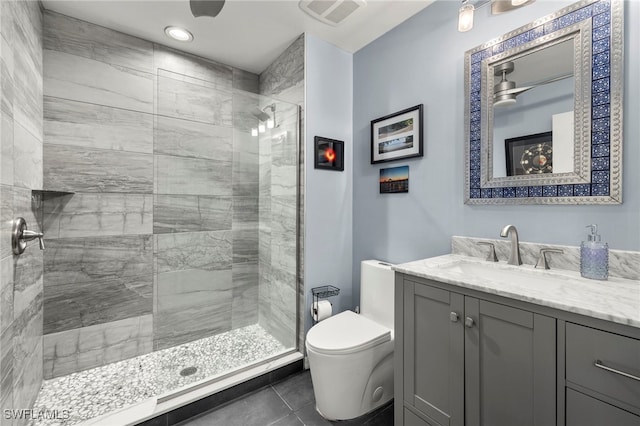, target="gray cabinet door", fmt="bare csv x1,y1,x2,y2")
403,280,464,426
464,298,556,426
